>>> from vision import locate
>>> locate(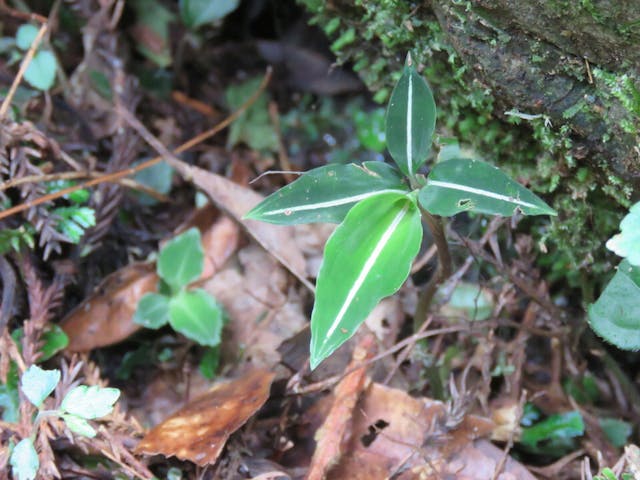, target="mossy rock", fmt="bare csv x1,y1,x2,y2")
298,0,640,292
